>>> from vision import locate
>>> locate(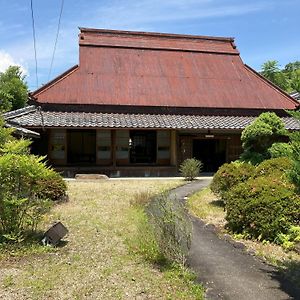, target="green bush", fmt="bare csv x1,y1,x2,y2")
268,142,293,158
275,226,300,250
254,157,293,178
225,176,300,241
288,138,300,193
240,112,288,164
179,158,202,181
0,154,53,241
210,161,255,202
36,169,67,202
